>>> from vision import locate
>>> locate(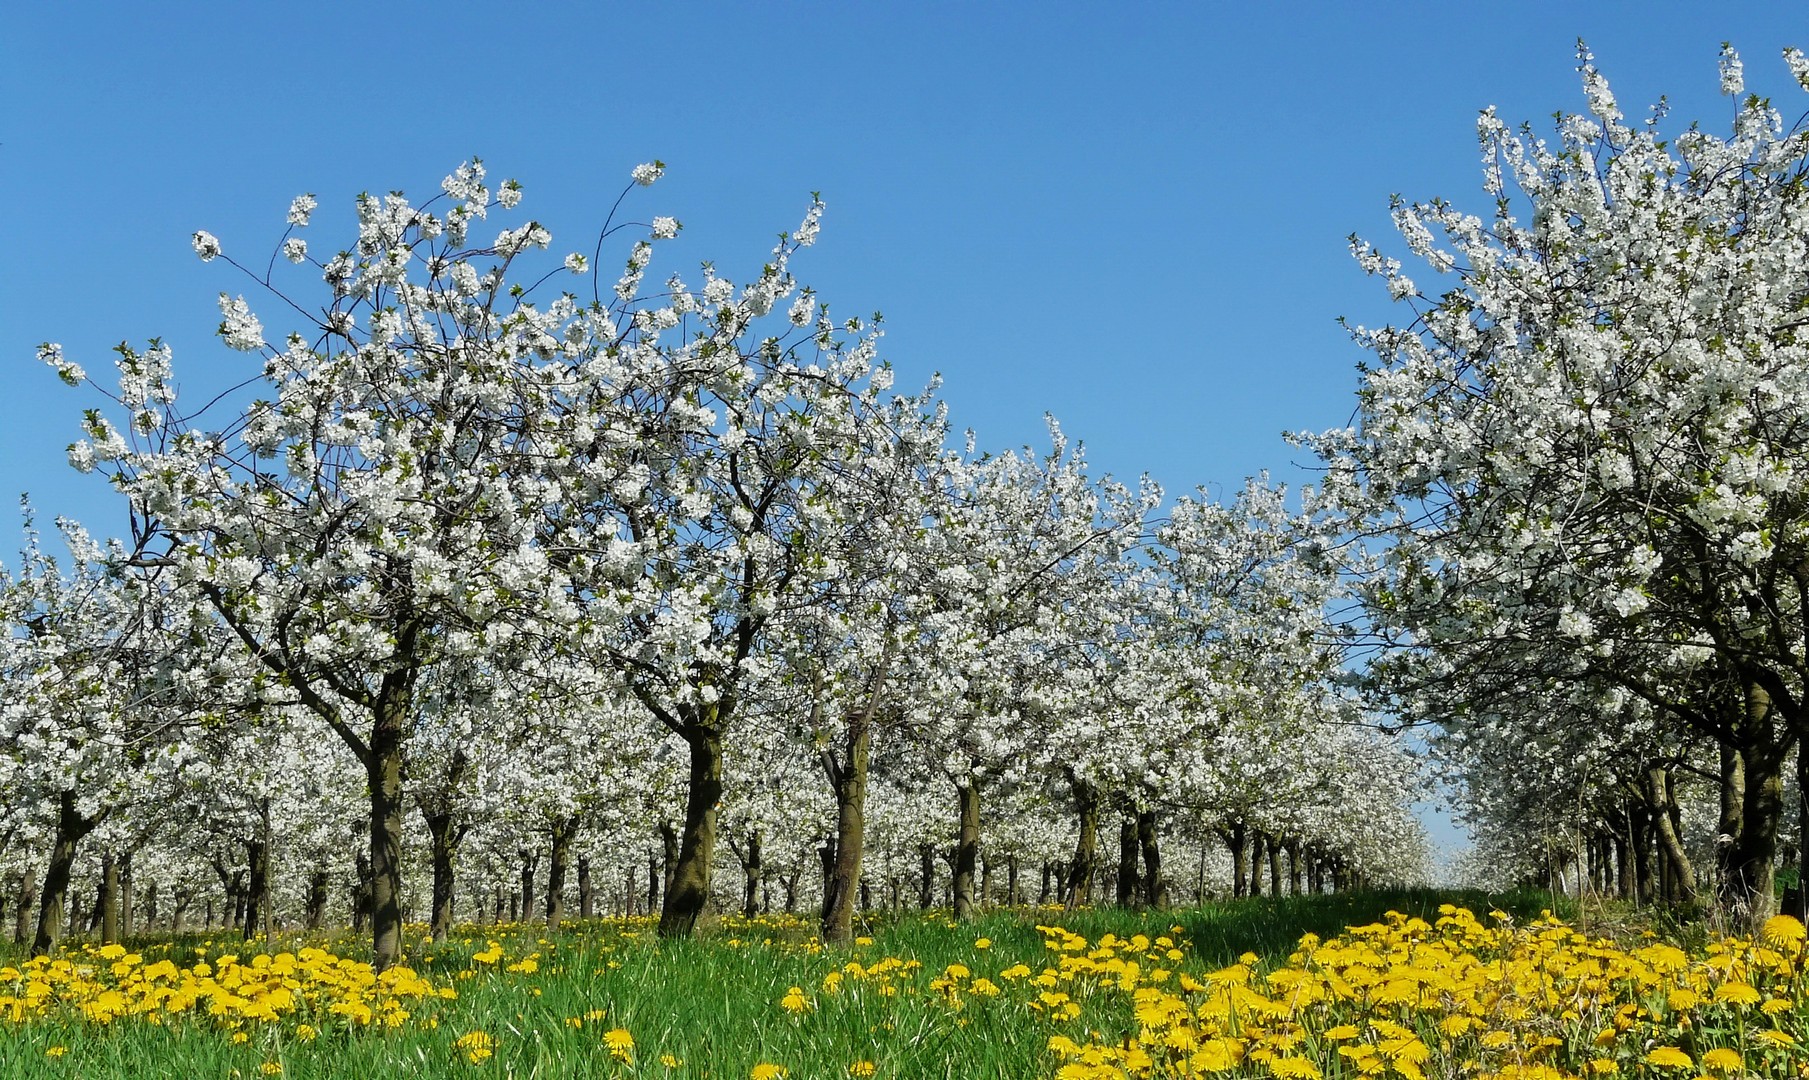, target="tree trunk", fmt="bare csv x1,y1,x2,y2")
951,781,981,921
13,865,36,945
1249,831,1265,897
659,720,723,938
1268,833,1283,897
119,852,136,938
352,851,373,932
546,817,574,931
1223,820,1247,898
424,810,462,942
917,844,935,909
305,869,330,931
32,790,101,957
822,710,871,944
578,857,593,920
736,829,764,921
366,688,408,971
1116,818,1140,907
1064,780,1098,908
243,836,269,942
1007,853,1020,907
1136,811,1164,907
518,850,538,924
1647,764,1698,903
1716,682,1787,924
1285,838,1303,895
96,850,119,945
